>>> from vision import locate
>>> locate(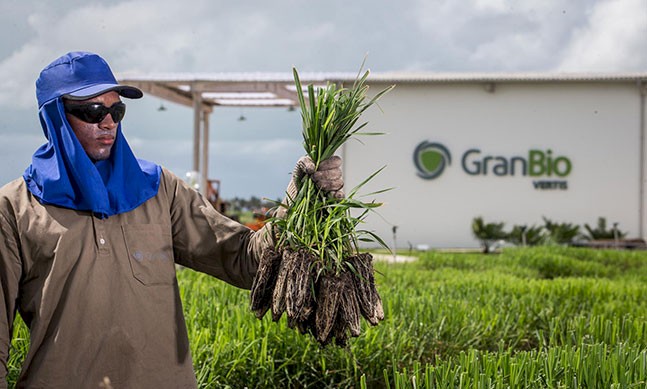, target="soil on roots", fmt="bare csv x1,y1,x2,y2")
251,248,383,346
250,248,282,319
284,249,318,327
347,253,384,325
